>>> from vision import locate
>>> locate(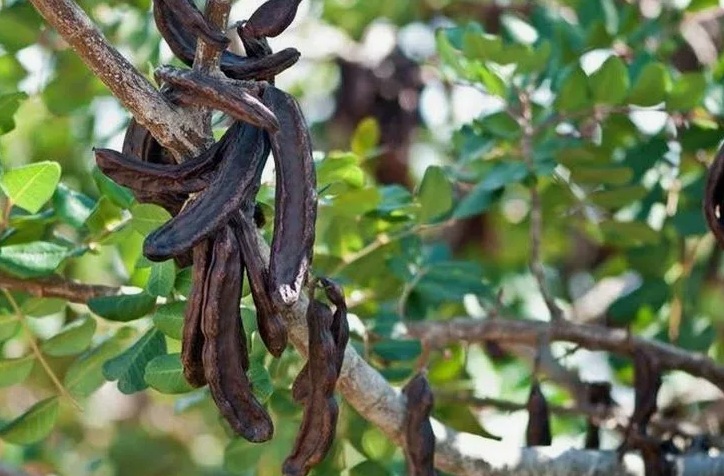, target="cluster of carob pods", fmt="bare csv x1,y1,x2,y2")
91,0,438,474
